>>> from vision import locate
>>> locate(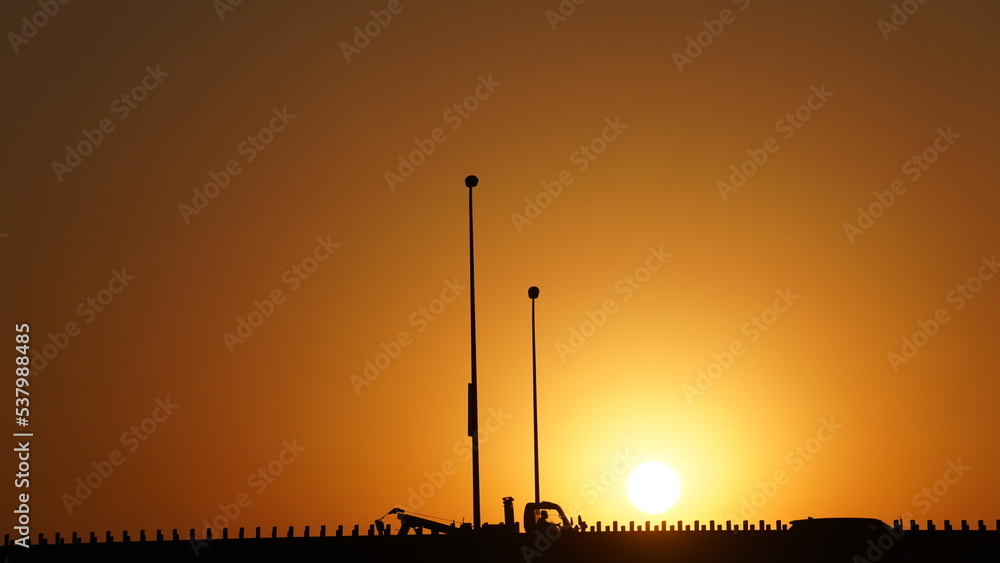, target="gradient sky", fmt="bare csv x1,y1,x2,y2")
4,0,999,540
